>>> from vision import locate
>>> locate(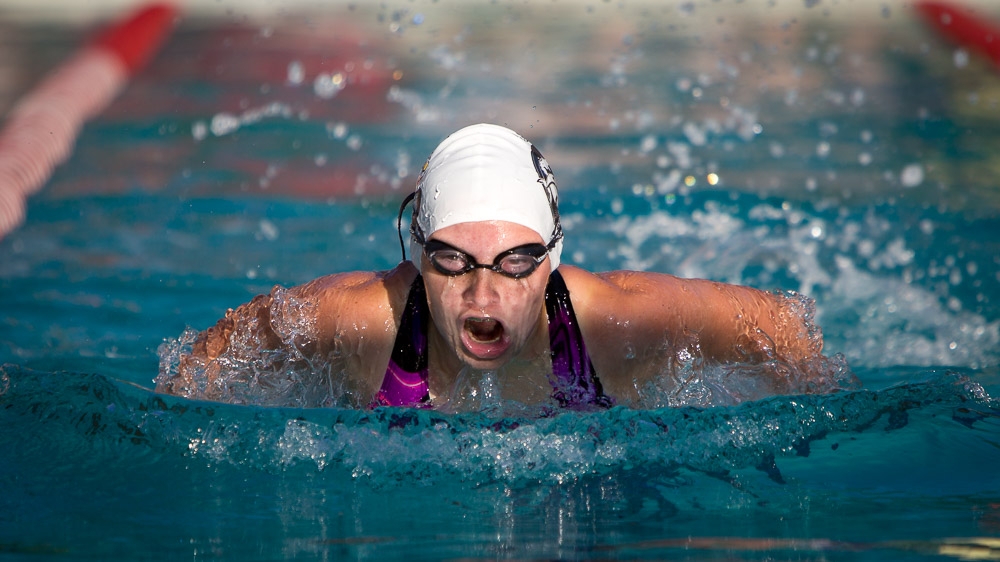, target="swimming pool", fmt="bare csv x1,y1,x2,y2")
2,1,999,559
